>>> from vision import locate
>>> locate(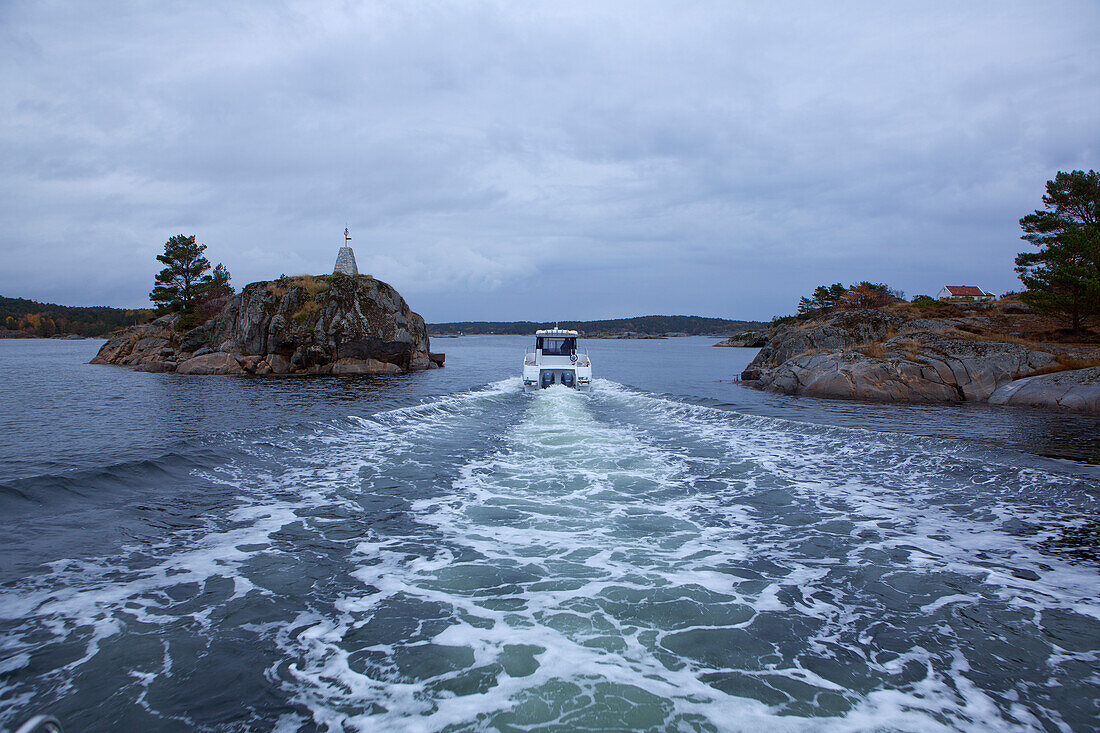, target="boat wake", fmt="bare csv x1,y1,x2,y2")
0,379,1096,731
